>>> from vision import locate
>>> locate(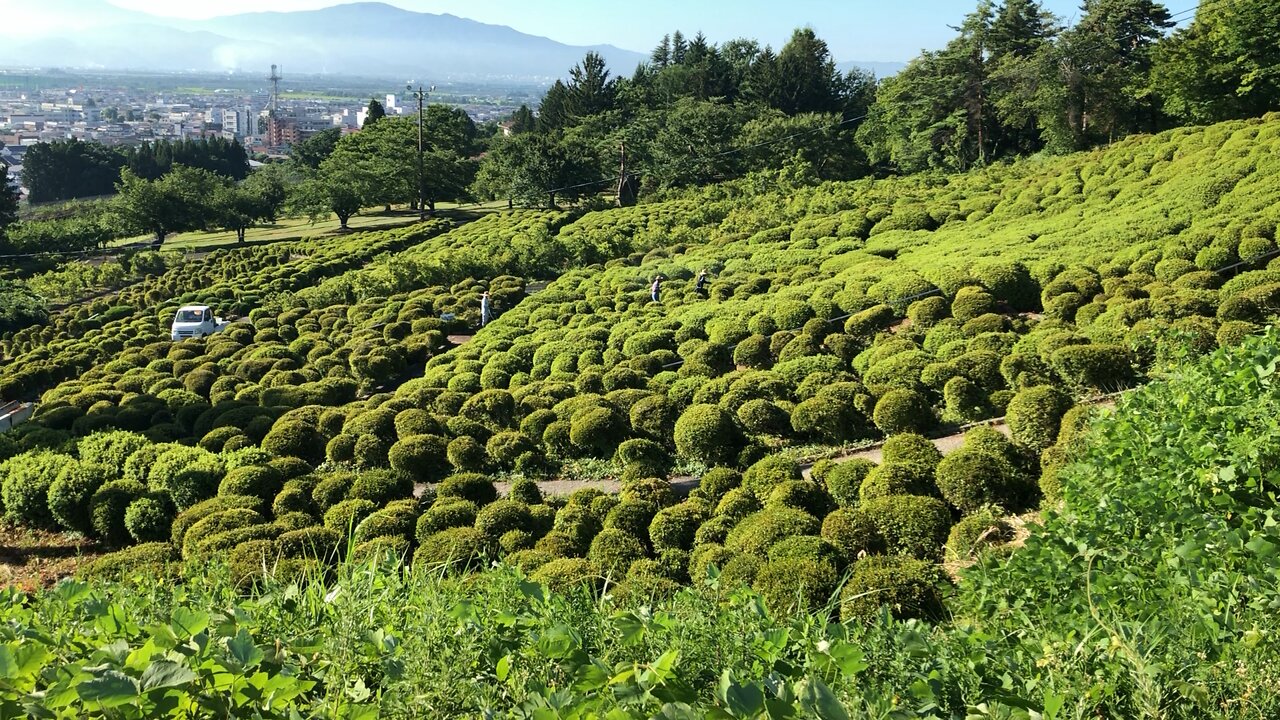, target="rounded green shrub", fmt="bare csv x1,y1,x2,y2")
349,469,414,505
171,494,260,546
725,508,821,556
824,459,875,508
946,507,1013,560
124,496,173,544
698,468,742,502
323,498,377,532
416,500,480,540
852,494,951,560
880,433,942,469
388,434,450,483
588,528,647,577
934,450,1010,512
49,462,113,534
353,502,419,545
217,465,285,501
673,404,743,466
840,555,944,623
766,480,832,516
753,557,839,615
89,479,147,546
311,472,355,511
447,435,487,471
436,473,498,506
649,502,706,551
2,451,71,529
872,389,932,435
414,526,489,572
1006,385,1072,452
859,461,935,501
475,499,534,540
1050,344,1133,390
821,508,882,562
509,477,543,505
742,455,803,500
277,526,341,560
951,286,997,322
529,557,598,590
